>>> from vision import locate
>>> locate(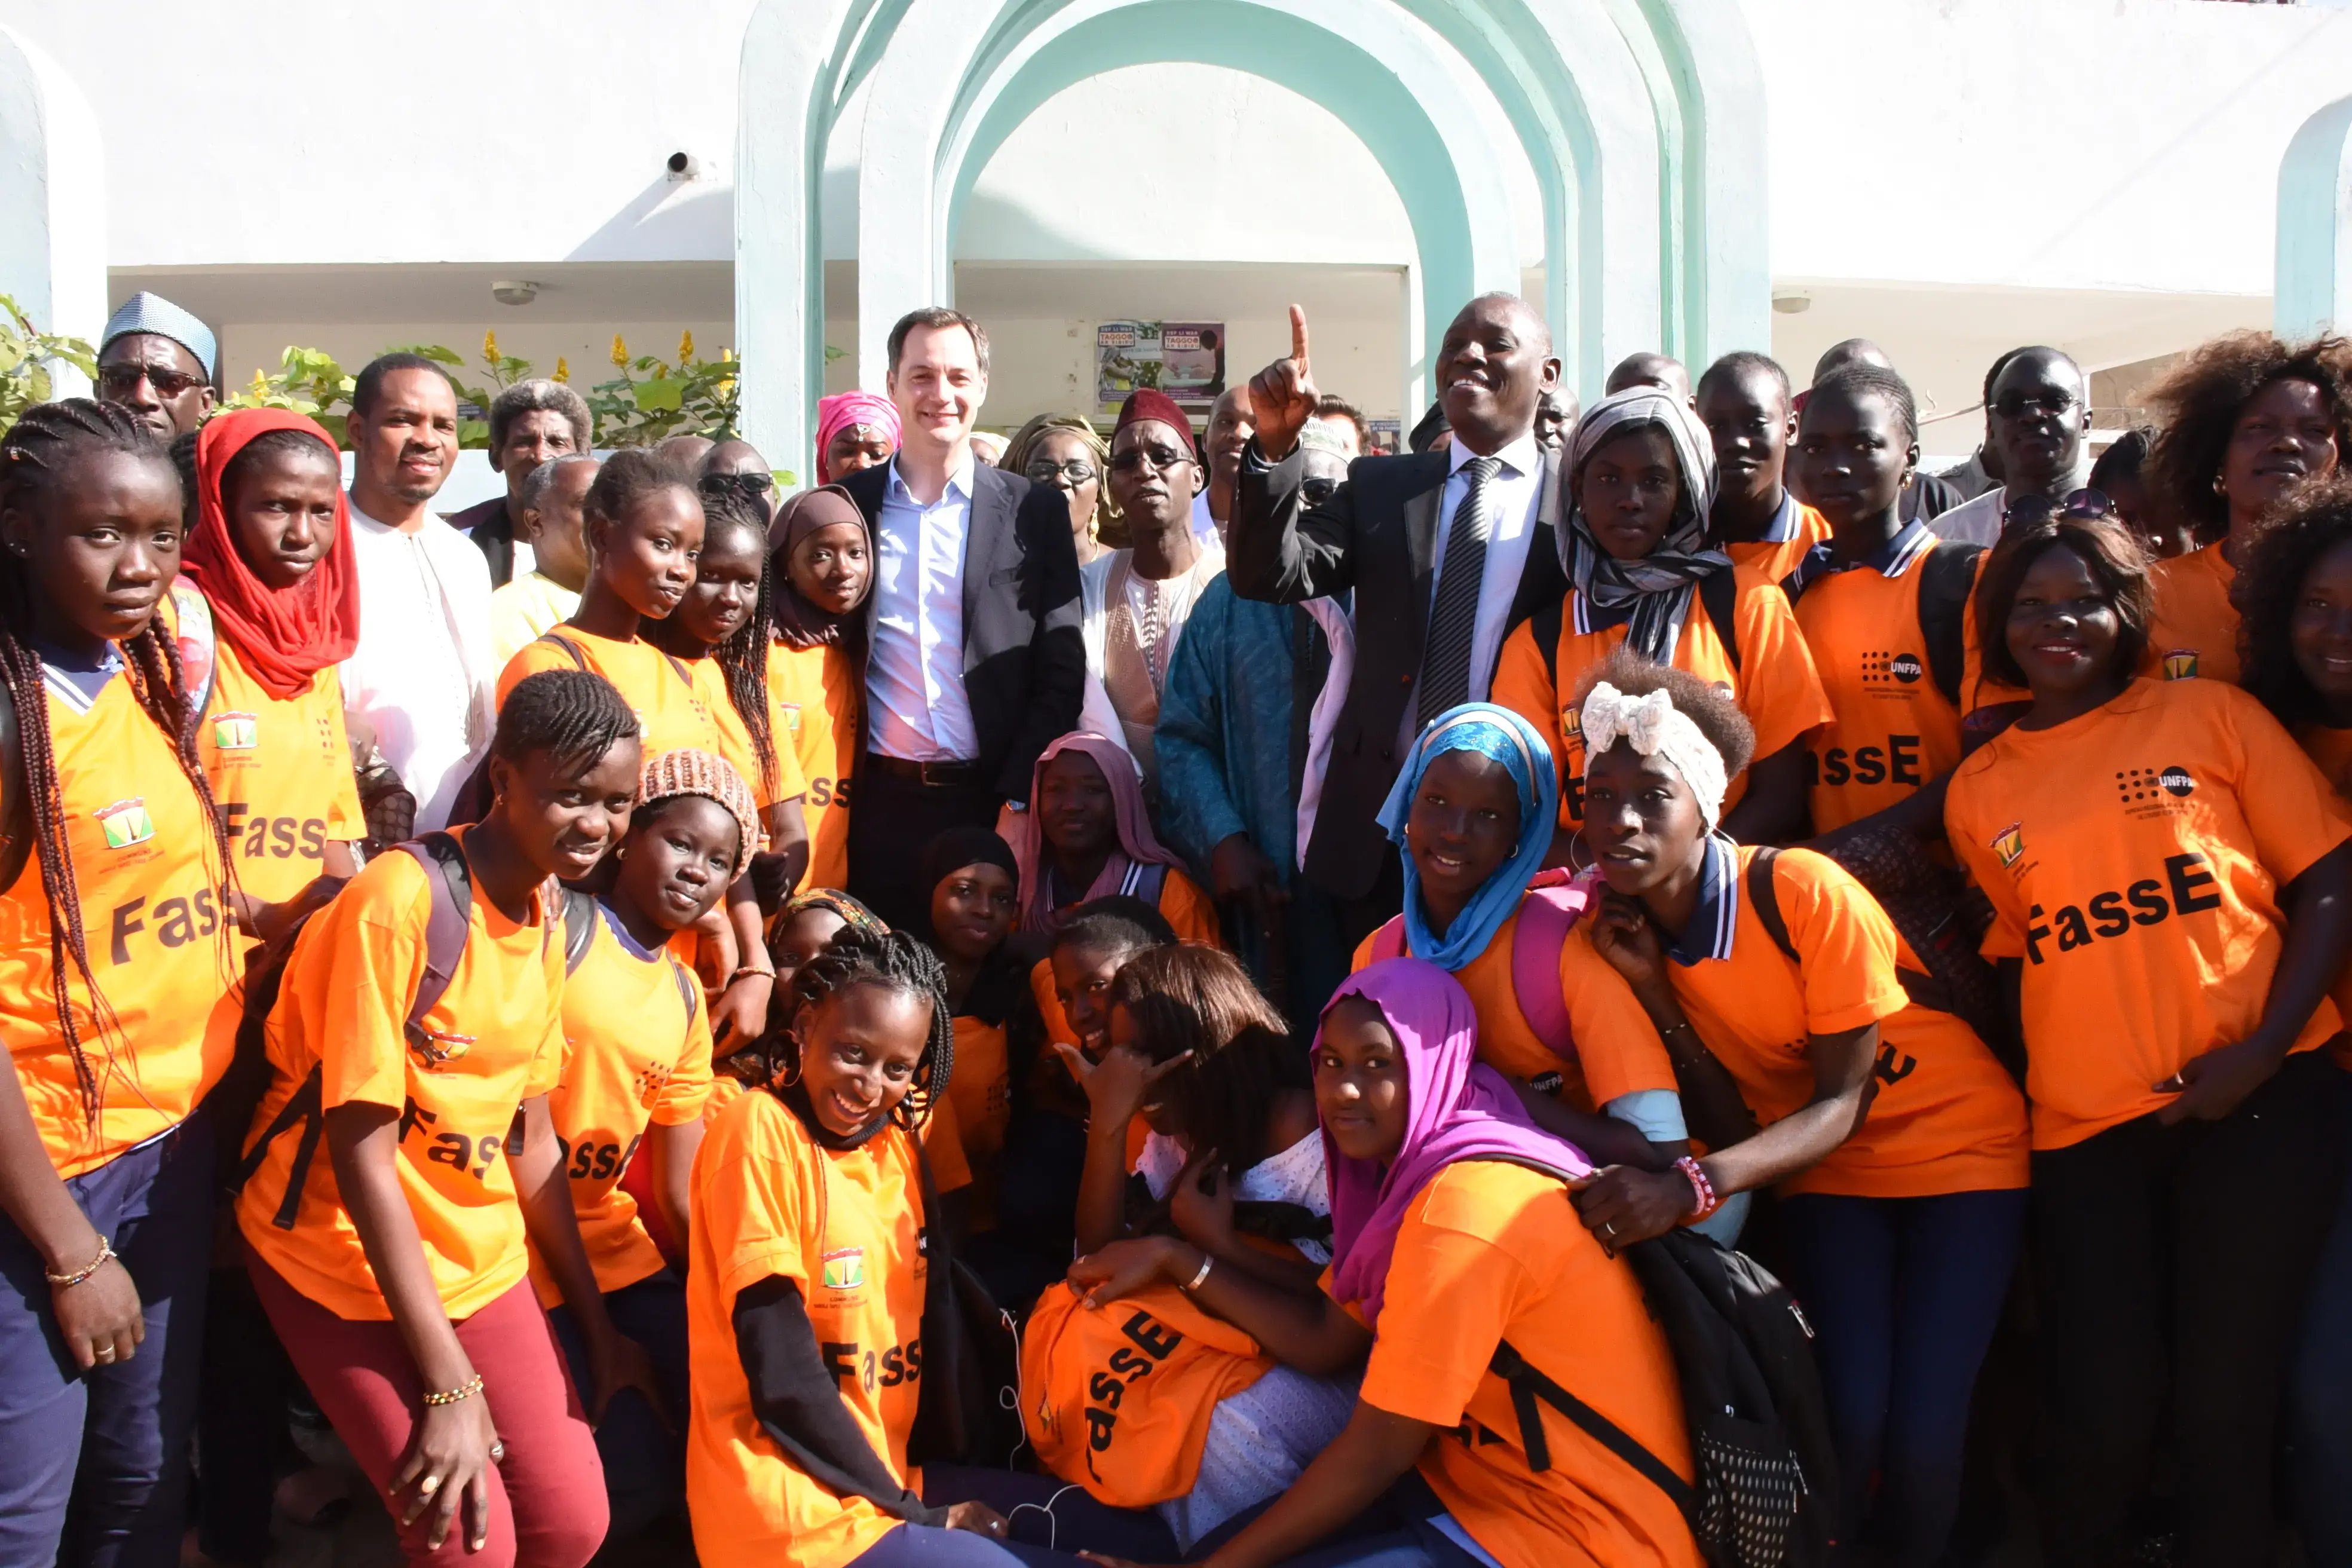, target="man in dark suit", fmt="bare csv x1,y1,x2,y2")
838,306,1083,930
1228,294,1569,941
